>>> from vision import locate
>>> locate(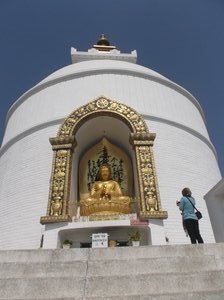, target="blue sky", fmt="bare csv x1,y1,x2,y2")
0,0,224,175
